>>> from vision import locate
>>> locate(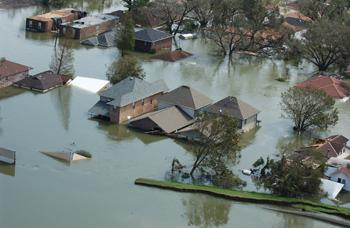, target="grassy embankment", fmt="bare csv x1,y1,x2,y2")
135,178,350,220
